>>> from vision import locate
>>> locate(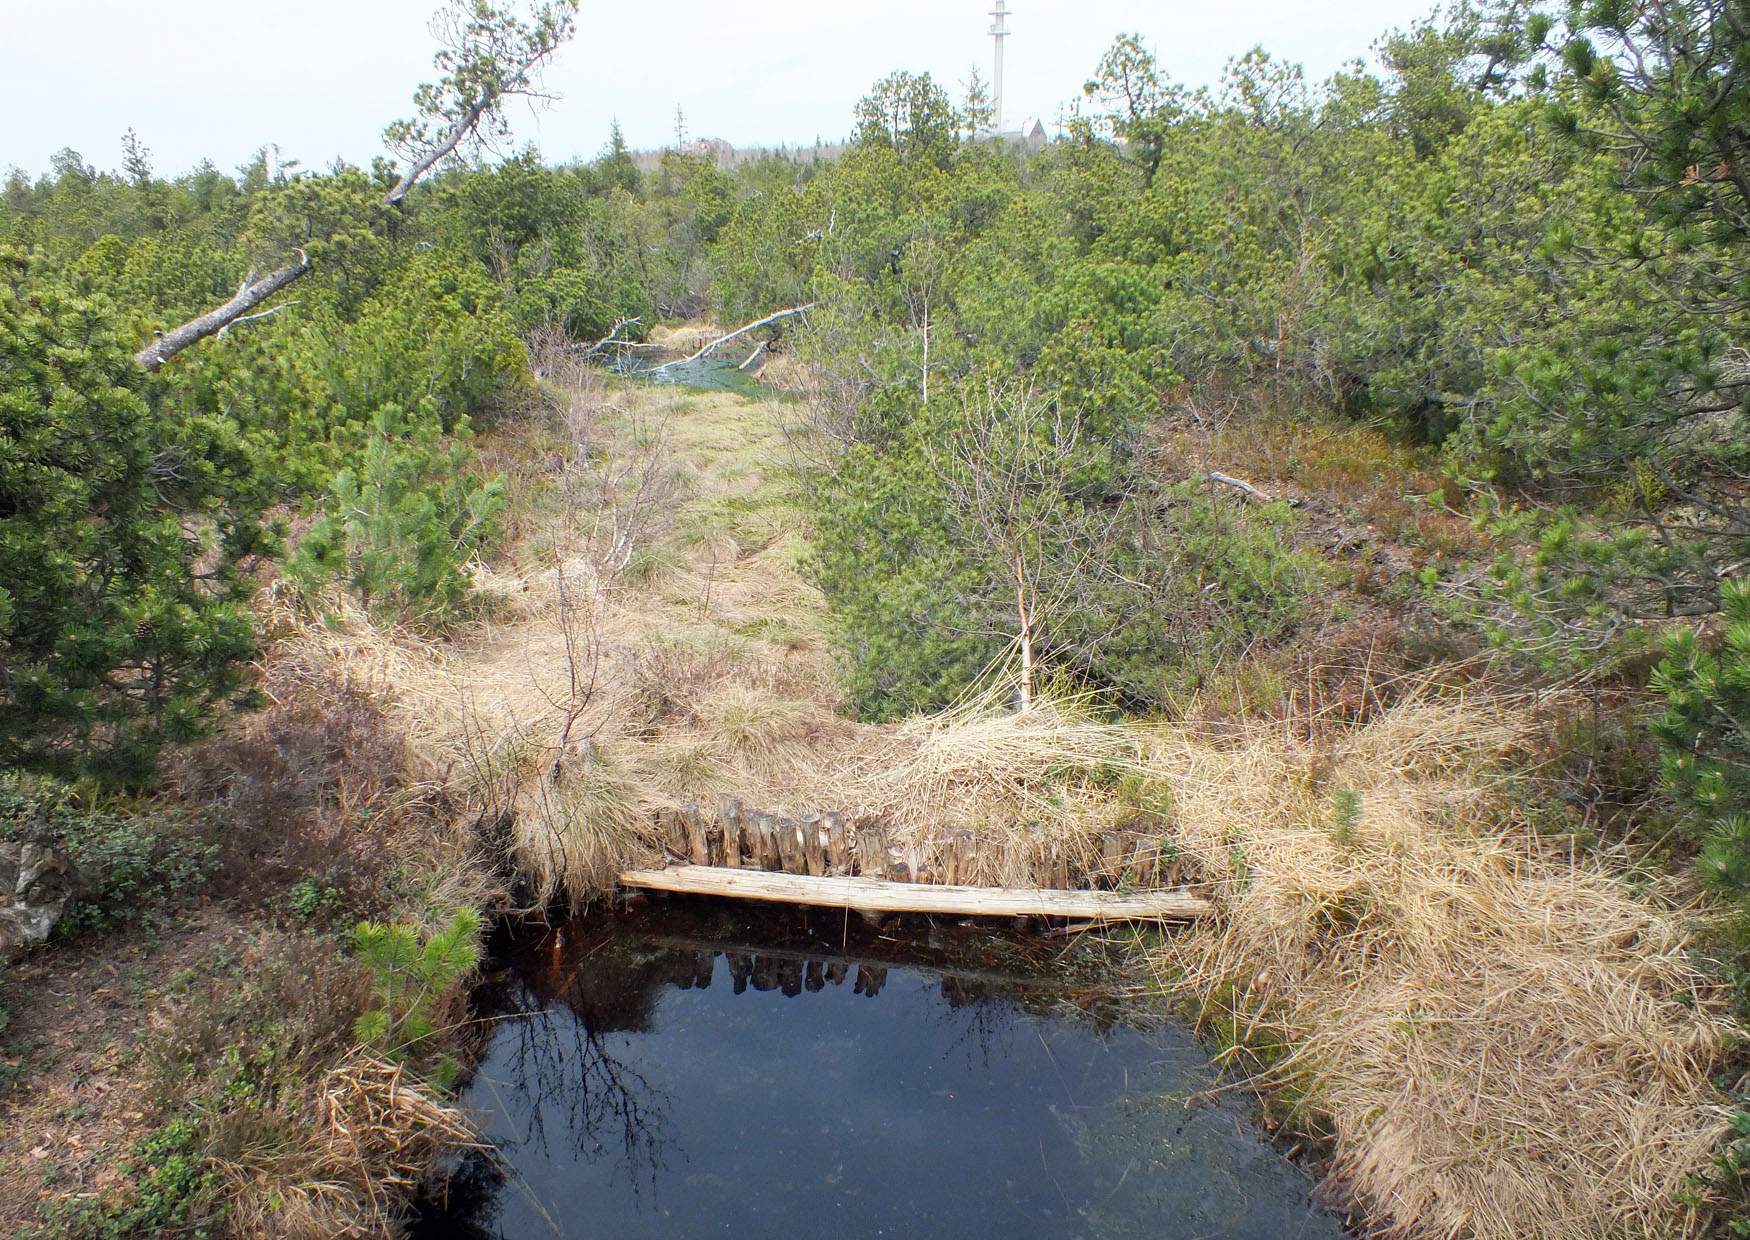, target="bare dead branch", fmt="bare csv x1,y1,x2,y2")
135,252,308,371
652,304,818,372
